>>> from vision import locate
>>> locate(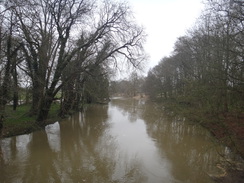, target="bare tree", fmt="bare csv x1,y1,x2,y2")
0,6,22,115
3,0,145,126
